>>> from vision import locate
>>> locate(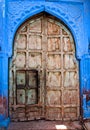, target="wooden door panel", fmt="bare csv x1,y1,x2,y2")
64,71,78,87
26,106,42,120
48,38,60,51
17,89,25,104
29,35,42,50
16,34,27,49
64,107,77,119
64,54,76,69
63,90,78,105
46,90,61,105
47,54,61,69
20,26,27,33
12,107,26,121
63,37,74,52
16,71,26,86
48,20,60,35
46,108,61,120
29,53,42,68
26,89,37,105
62,28,68,35
16,52,26,68
29,19,42,33
47,72,61,88
28,71,37,87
